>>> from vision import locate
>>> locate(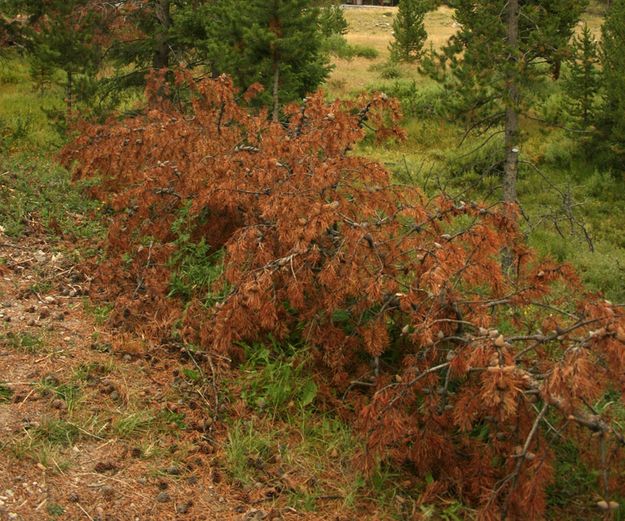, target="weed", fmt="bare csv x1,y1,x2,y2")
34,418,81,447
1,331,44,353
113,411,156,438
72,361,114,382
83,301,114,325
46,503,64,517
224,420,277,487
239,343,317,418
169,205,228,305
36,378,82,412
0,382,13,402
